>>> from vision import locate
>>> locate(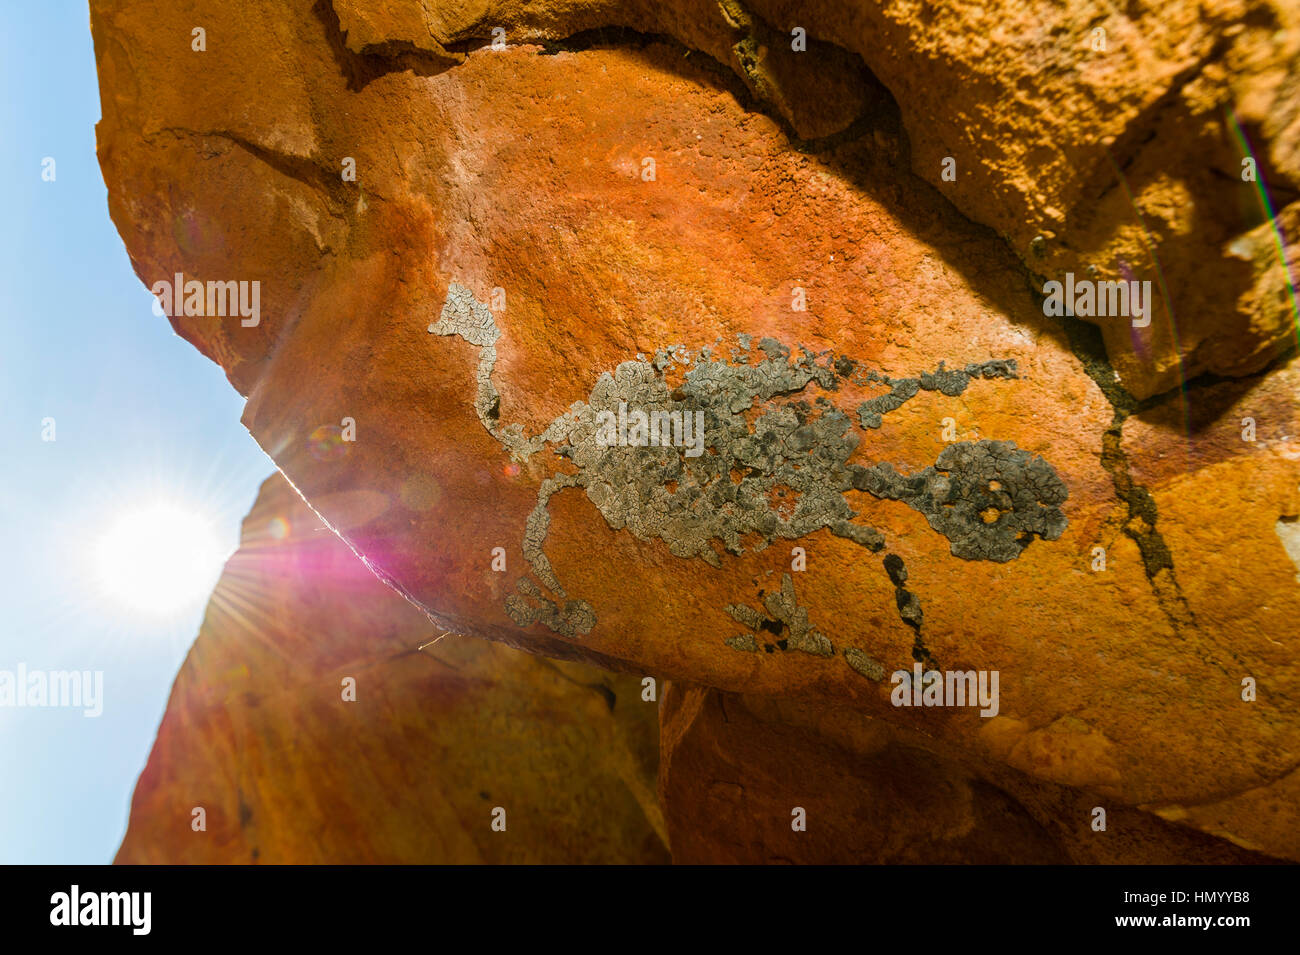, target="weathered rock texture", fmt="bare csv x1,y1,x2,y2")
659,682,1278,864
93,0,1300,861
116,474,668,863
